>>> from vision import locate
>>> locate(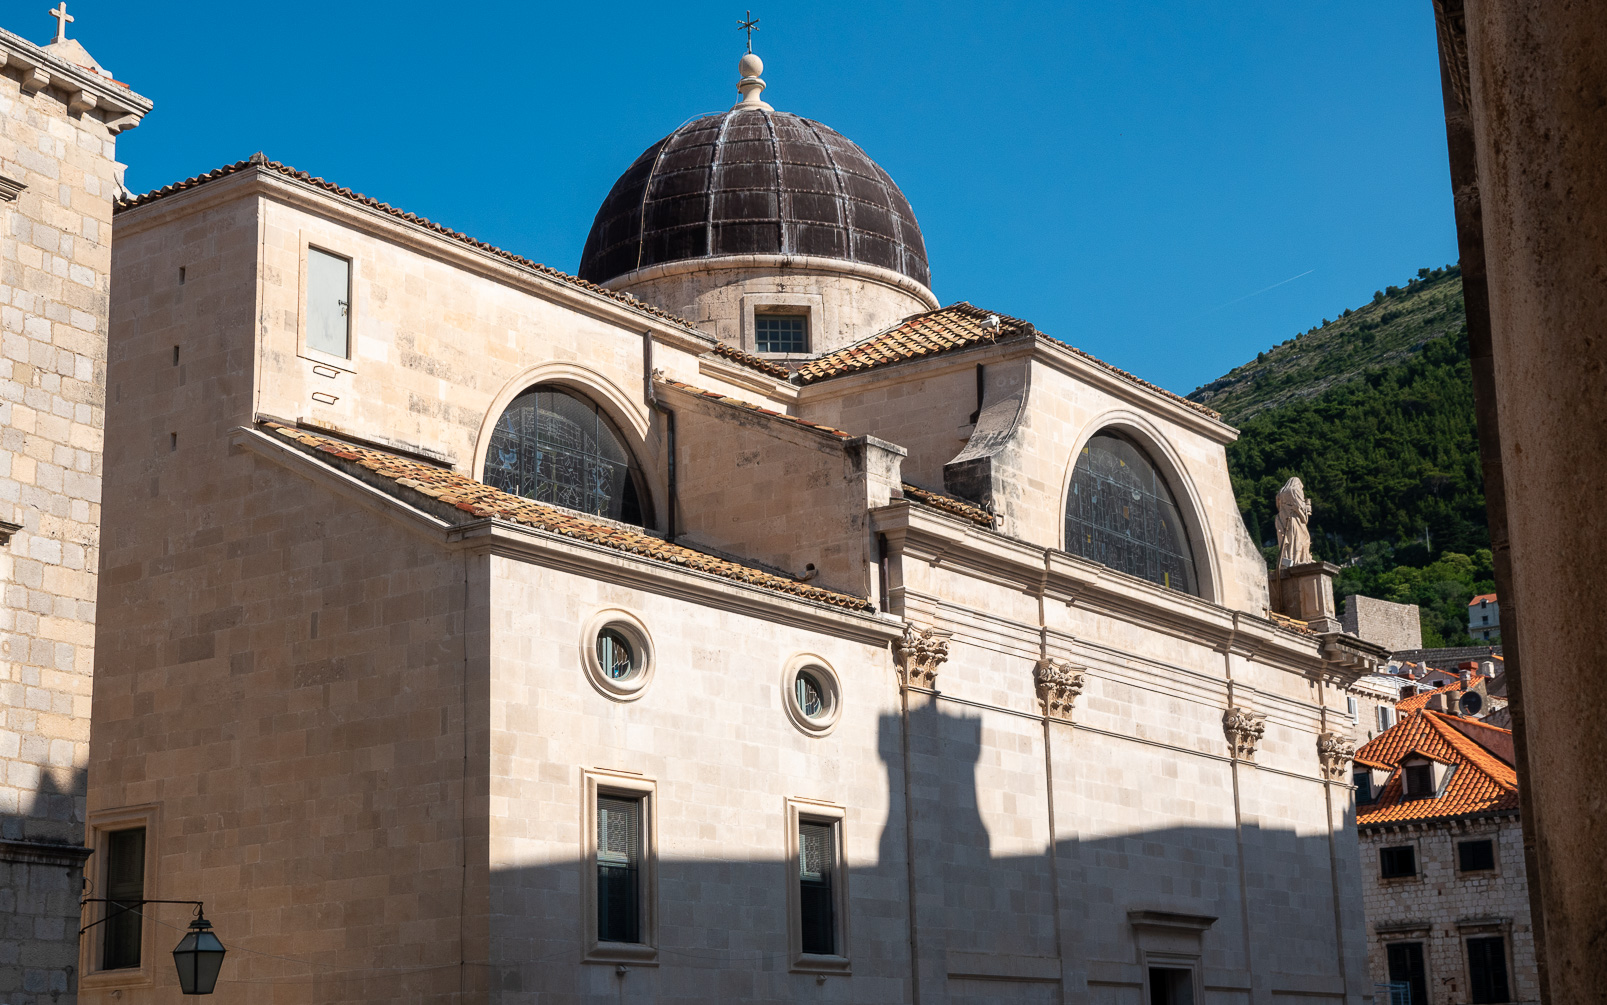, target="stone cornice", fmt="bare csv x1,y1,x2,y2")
0,28,151,131
1031,338,1237,443
0,837,92,867
0,174,24,201
871,499,1345,680
113,166,716,356
232,426,899,646
603,253,941,312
